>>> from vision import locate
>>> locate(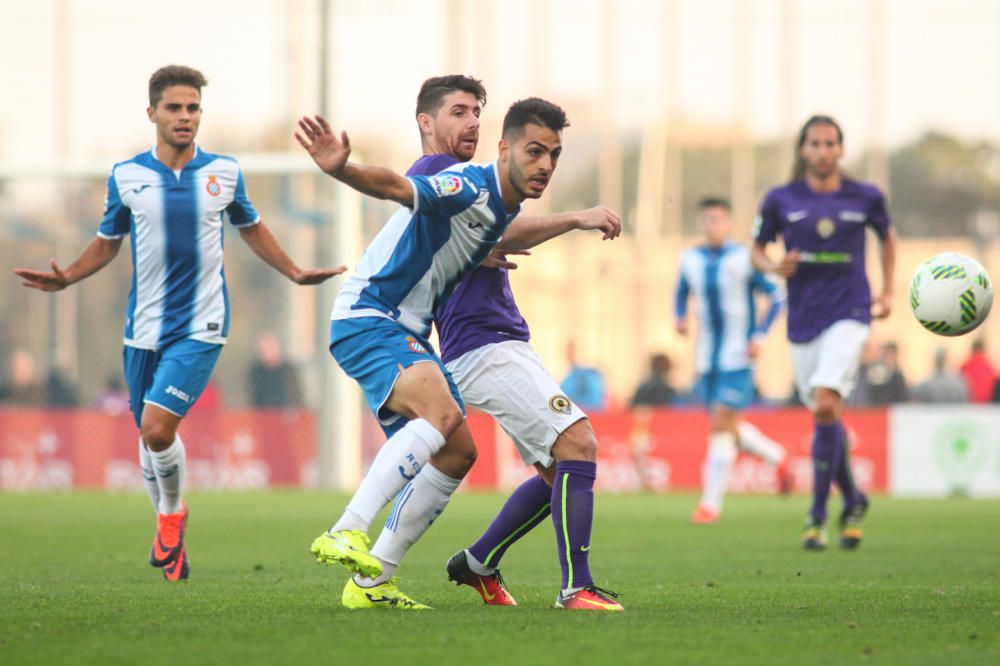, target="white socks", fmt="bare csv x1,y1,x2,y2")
358,462,462,586
699,431,737,512
137,438,160,511
332,419,446,533
737,421,786,465
149,435,186,515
